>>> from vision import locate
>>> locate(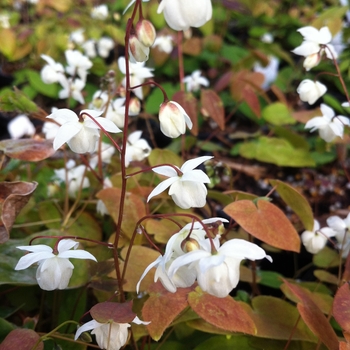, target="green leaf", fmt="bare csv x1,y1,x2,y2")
313,246,339,268
239,136,316,167
269,179,314,231
25,70,59,98
258,270,283,289
261,102,296,125
0,88,38,114
193,335,252,350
